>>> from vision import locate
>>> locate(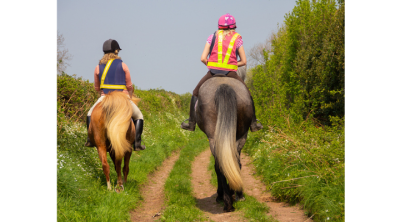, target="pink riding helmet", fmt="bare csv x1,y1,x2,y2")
218,13,236,29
